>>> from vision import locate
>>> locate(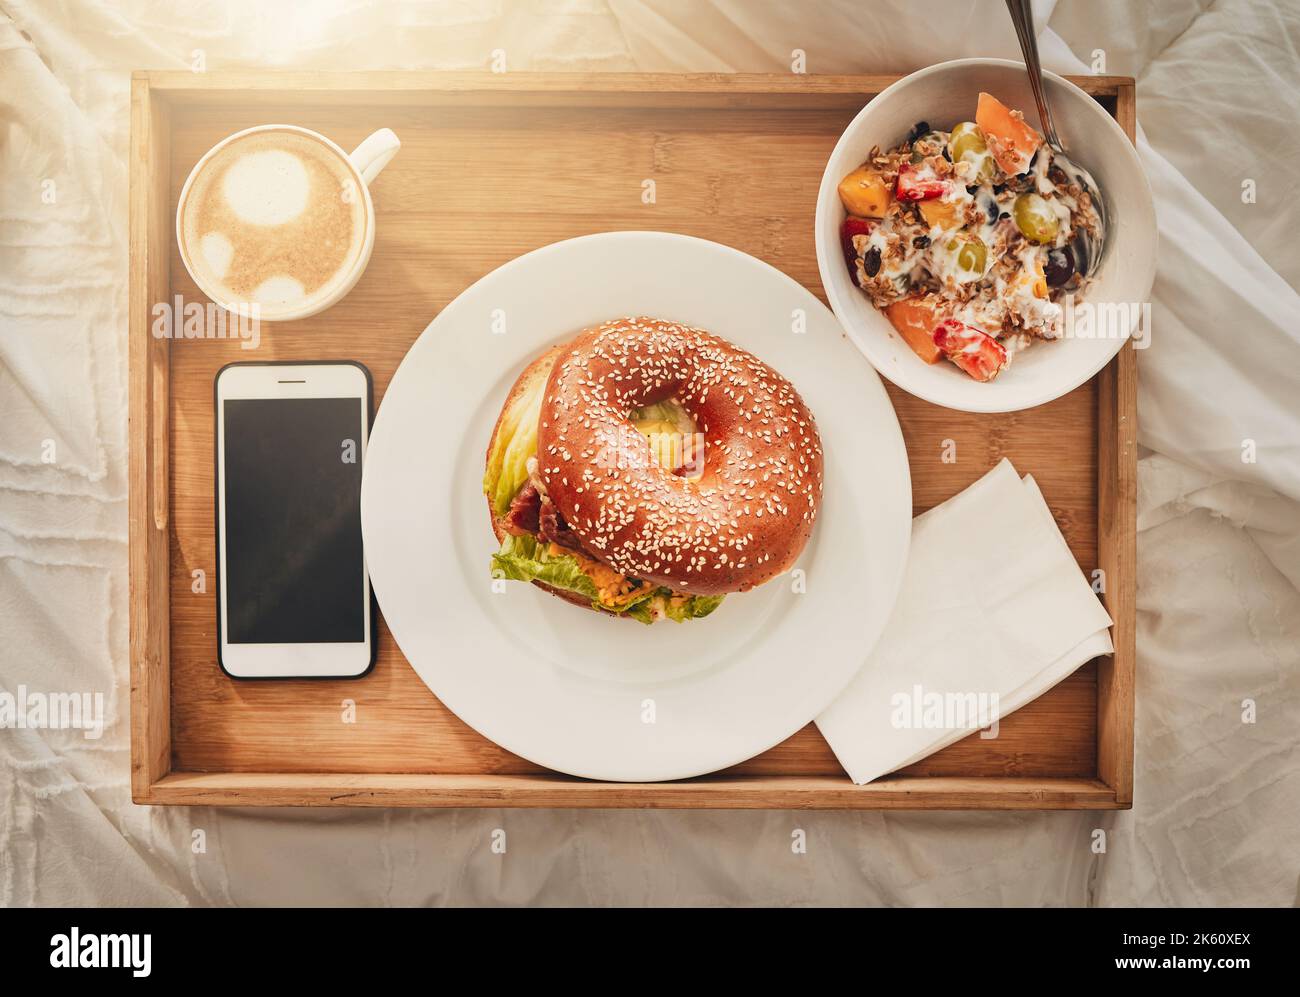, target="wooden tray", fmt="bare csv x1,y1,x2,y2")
130,72,1135,809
